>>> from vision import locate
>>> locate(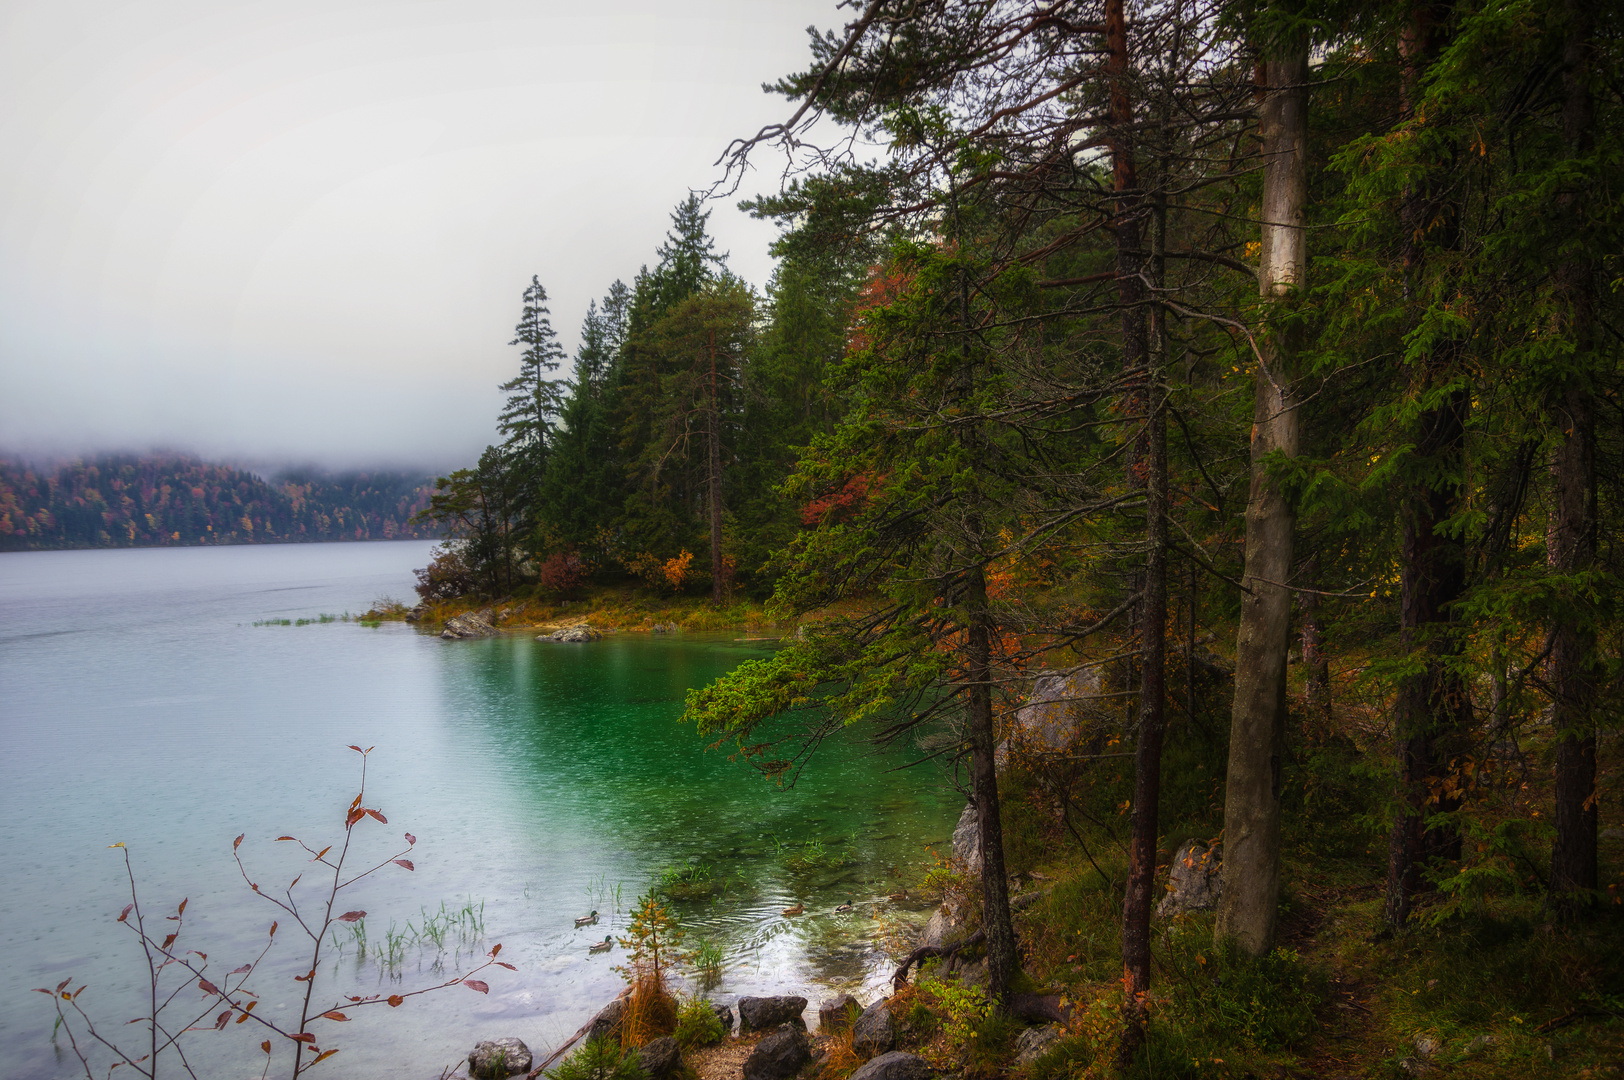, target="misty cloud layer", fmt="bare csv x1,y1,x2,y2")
0,0,832,471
